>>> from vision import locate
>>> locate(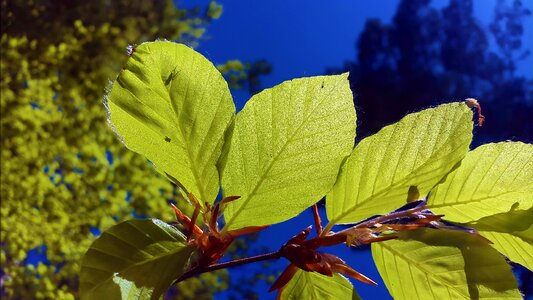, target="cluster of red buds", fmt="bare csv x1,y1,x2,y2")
269,202,446,295
270,225,378,293
170,194,479,297
170,193,267,267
